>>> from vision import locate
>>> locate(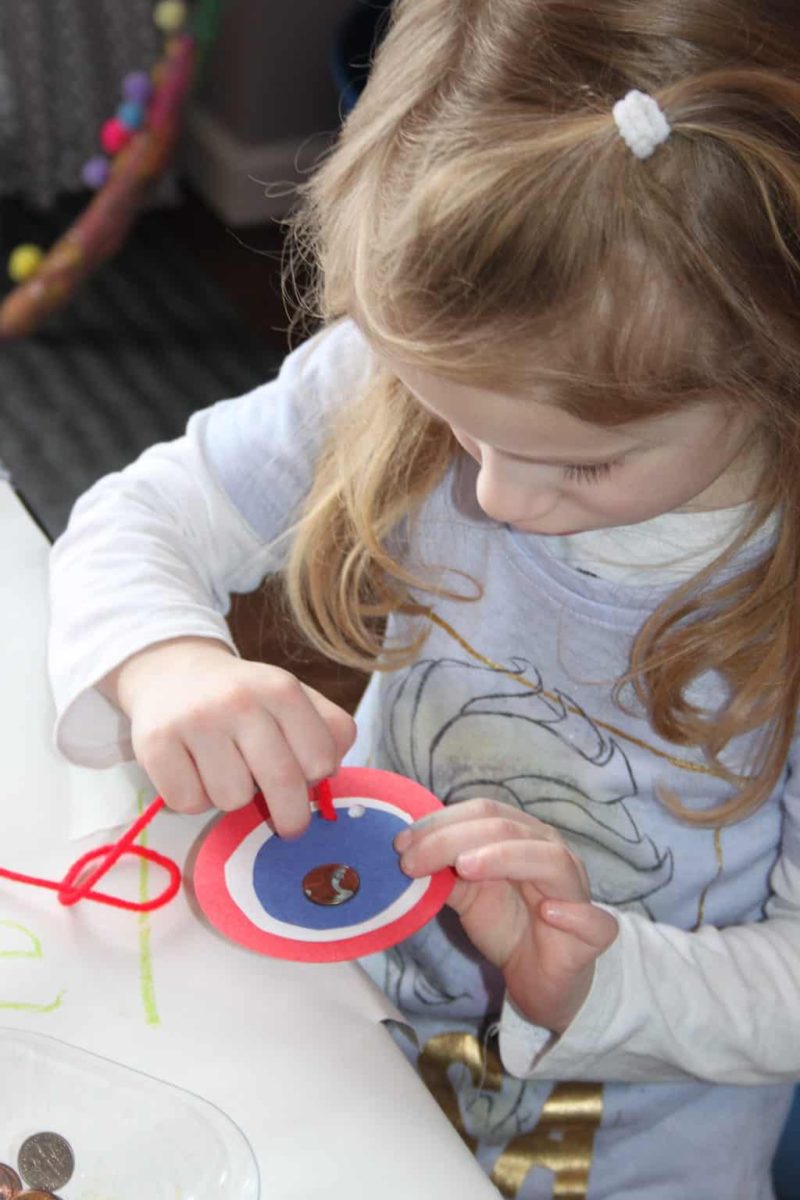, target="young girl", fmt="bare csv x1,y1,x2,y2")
48,1,800,1196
